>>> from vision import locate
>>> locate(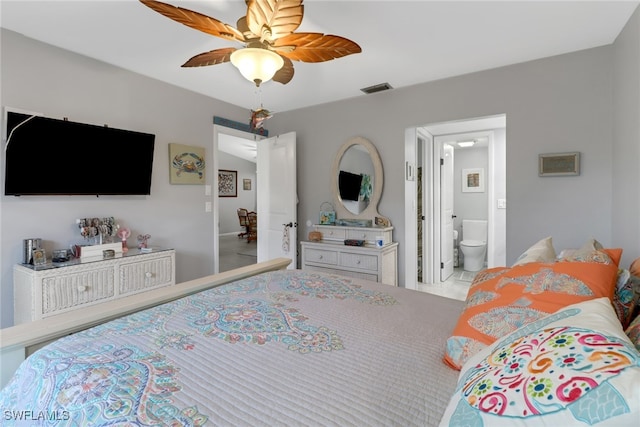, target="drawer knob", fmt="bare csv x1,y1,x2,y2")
319,255,323,260
145,272,154,278
77,285,87,292
356,259,361,265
